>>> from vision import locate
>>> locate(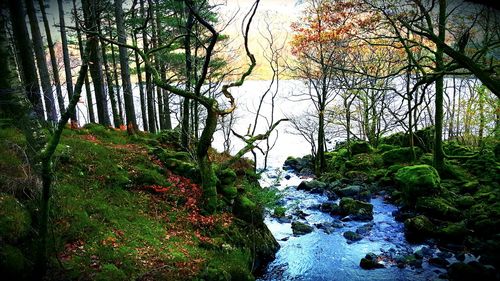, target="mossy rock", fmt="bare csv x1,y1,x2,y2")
297,180,327,193
466,203,500,236
404,215,435,242
381,147,422,165
291,221,313,236
233,196,262,224
350,141,373,155
454,195,475,209
395,165,440,206
131,166,168,186
437,221,469,242
339,198,373,221
163,158,200,182
377,144,398,153
157,129,181,145
344,171,370,182
345,153,381,171
460,180,479,194
415,197,461,221
448,262,497,281
418,153,433,165
343,231,362,243
0,245,28,280
95,264,127,281
0,194,31,243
